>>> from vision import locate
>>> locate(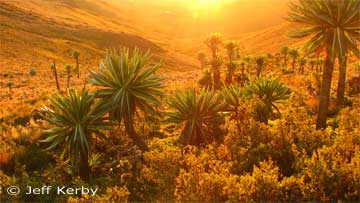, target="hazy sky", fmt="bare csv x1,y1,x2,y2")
108,0,291,37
